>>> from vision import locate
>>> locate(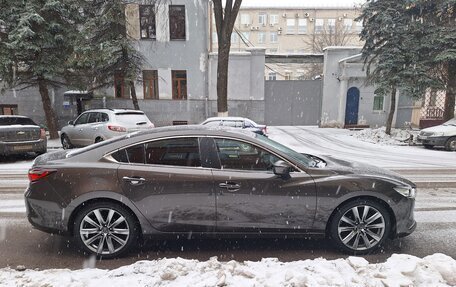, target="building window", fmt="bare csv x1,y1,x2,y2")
143,70,159,99
270,31,278,43
269,14,279,25
327,19,336,33
169,5,186,40
241,31,250,41
286,18,296,34
139,5,156,39
268,48,278,53
343,19,353,31
298,19,307,34
315,19,324,33
258,12,267,25
231,32,238,43
258,32,266,44
240,14,251,25
285,71,292,80
0,104,18,115
172,70,187,100
373,95,384,111
355,20,363,32
268,72,276,80
114,72,130,99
